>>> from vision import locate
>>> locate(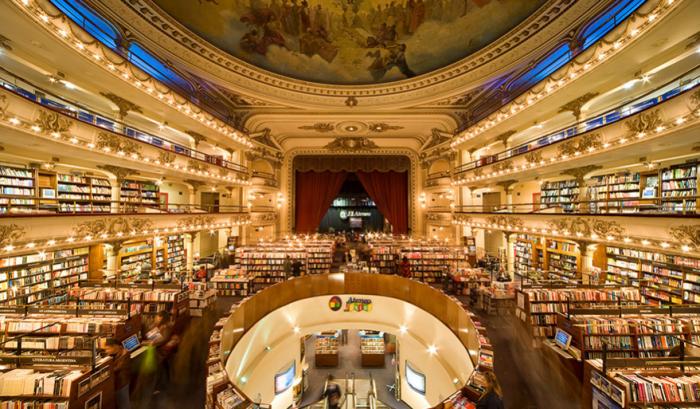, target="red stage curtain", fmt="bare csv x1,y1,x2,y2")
295,171,348,233
357,171,408,234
